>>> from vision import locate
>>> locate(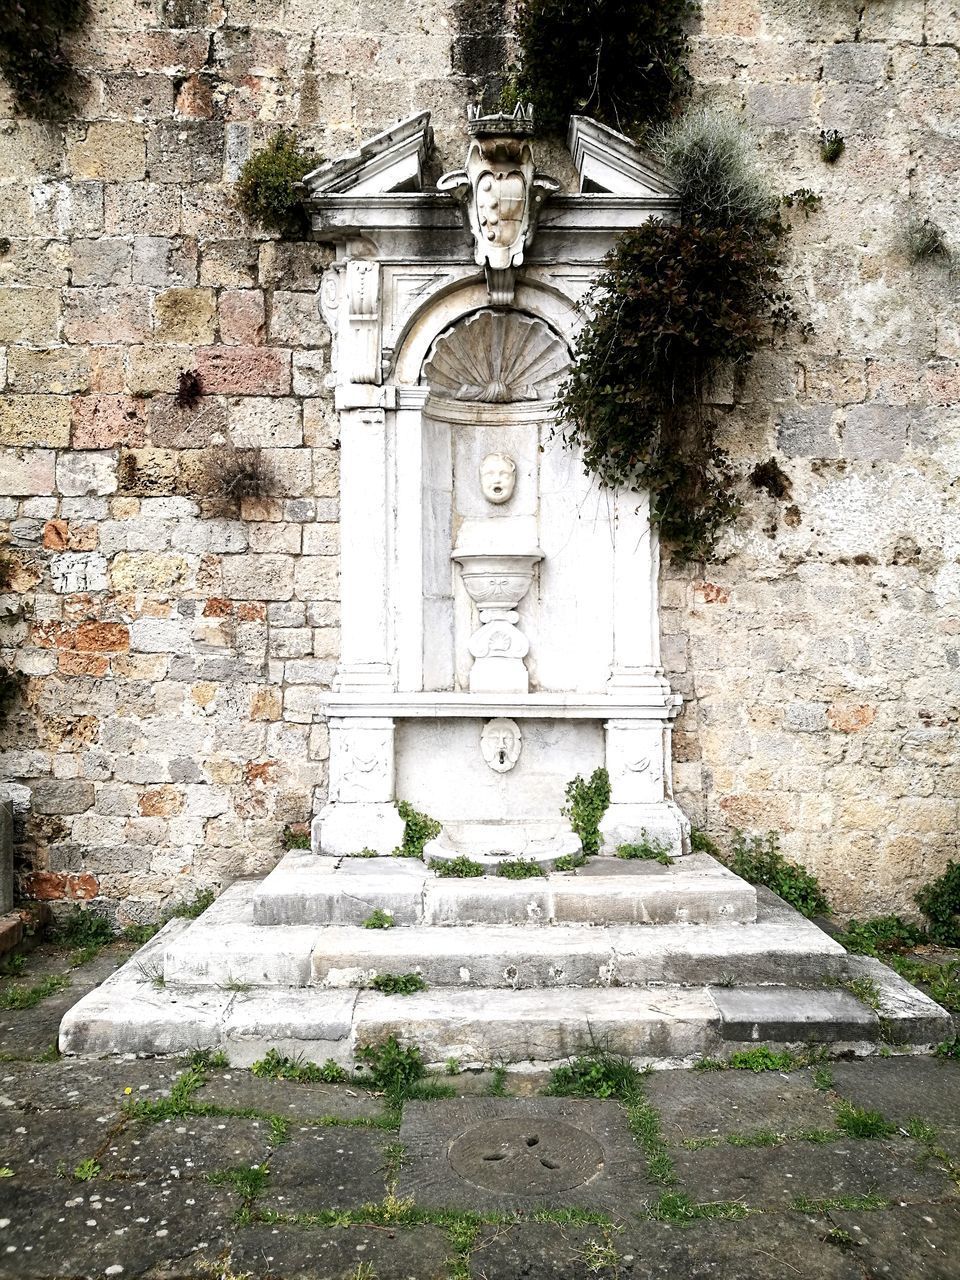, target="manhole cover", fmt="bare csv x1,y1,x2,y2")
447,1117,605,1193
